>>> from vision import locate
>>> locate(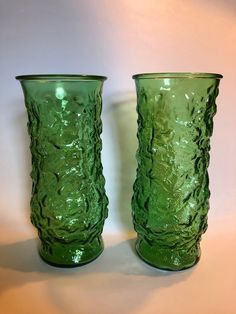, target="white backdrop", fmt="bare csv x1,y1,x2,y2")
1,1,236,314
0,0,236,235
